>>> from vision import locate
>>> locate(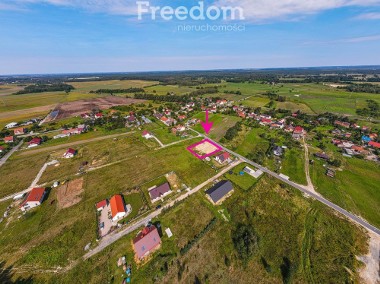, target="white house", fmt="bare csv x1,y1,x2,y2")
5,122,18,129
20,188,46,212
